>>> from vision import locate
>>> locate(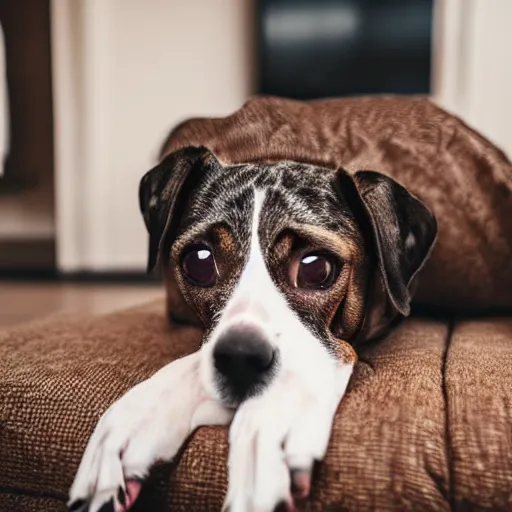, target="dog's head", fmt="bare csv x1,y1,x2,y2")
139,146,437,406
